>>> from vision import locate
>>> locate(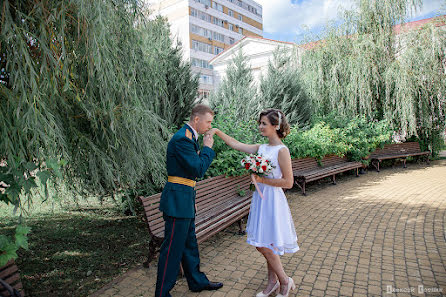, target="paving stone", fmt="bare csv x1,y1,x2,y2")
91,160,446,297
